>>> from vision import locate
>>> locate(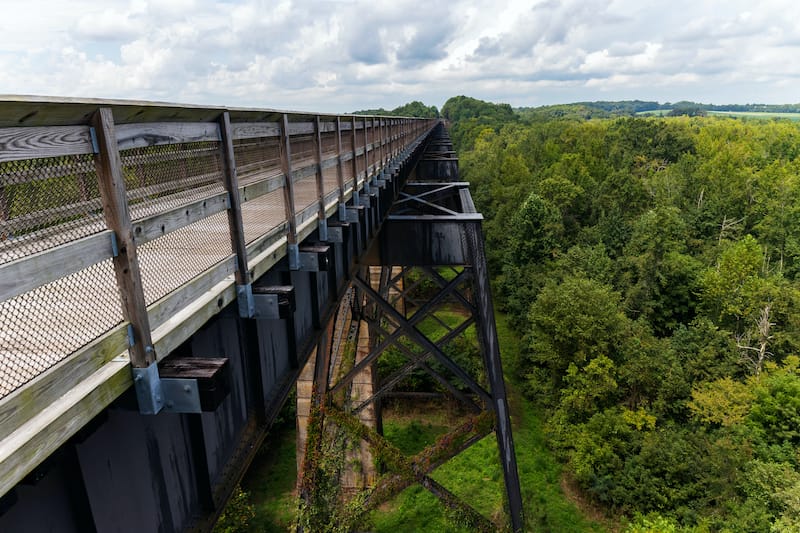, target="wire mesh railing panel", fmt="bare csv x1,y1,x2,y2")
290,135,315,167
137,211,231,306
321,130,337,155
341,130,353,155
0,154,105,264
322,165,339,196
120,141,225,222
356,151,365,179
241,188,286,245
233,137,281,184
0,258,122,398
293,175,319,214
